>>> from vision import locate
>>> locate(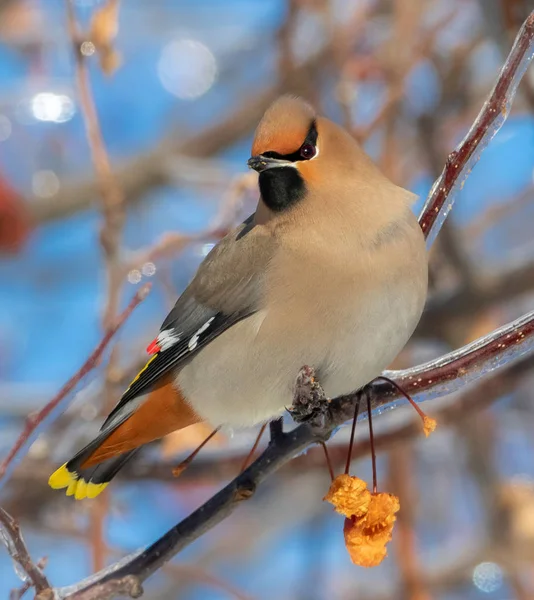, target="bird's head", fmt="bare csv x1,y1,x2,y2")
248,95,372,213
